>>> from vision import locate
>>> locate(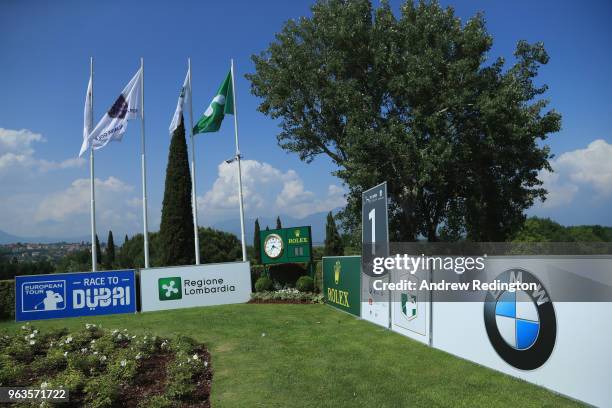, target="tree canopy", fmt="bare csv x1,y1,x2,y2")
248,0,561,242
